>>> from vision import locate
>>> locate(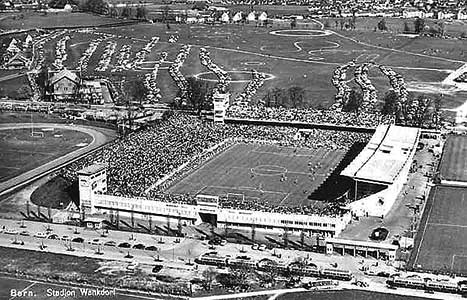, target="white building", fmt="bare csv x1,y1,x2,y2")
341,125,420,217
212,91,230,123
79,166,351,237
220,12,230,23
